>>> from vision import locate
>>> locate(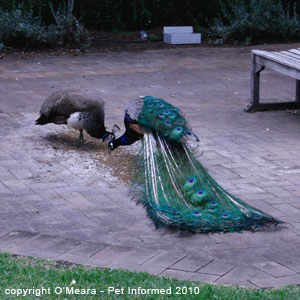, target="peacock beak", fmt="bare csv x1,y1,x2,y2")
108,141,113,154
